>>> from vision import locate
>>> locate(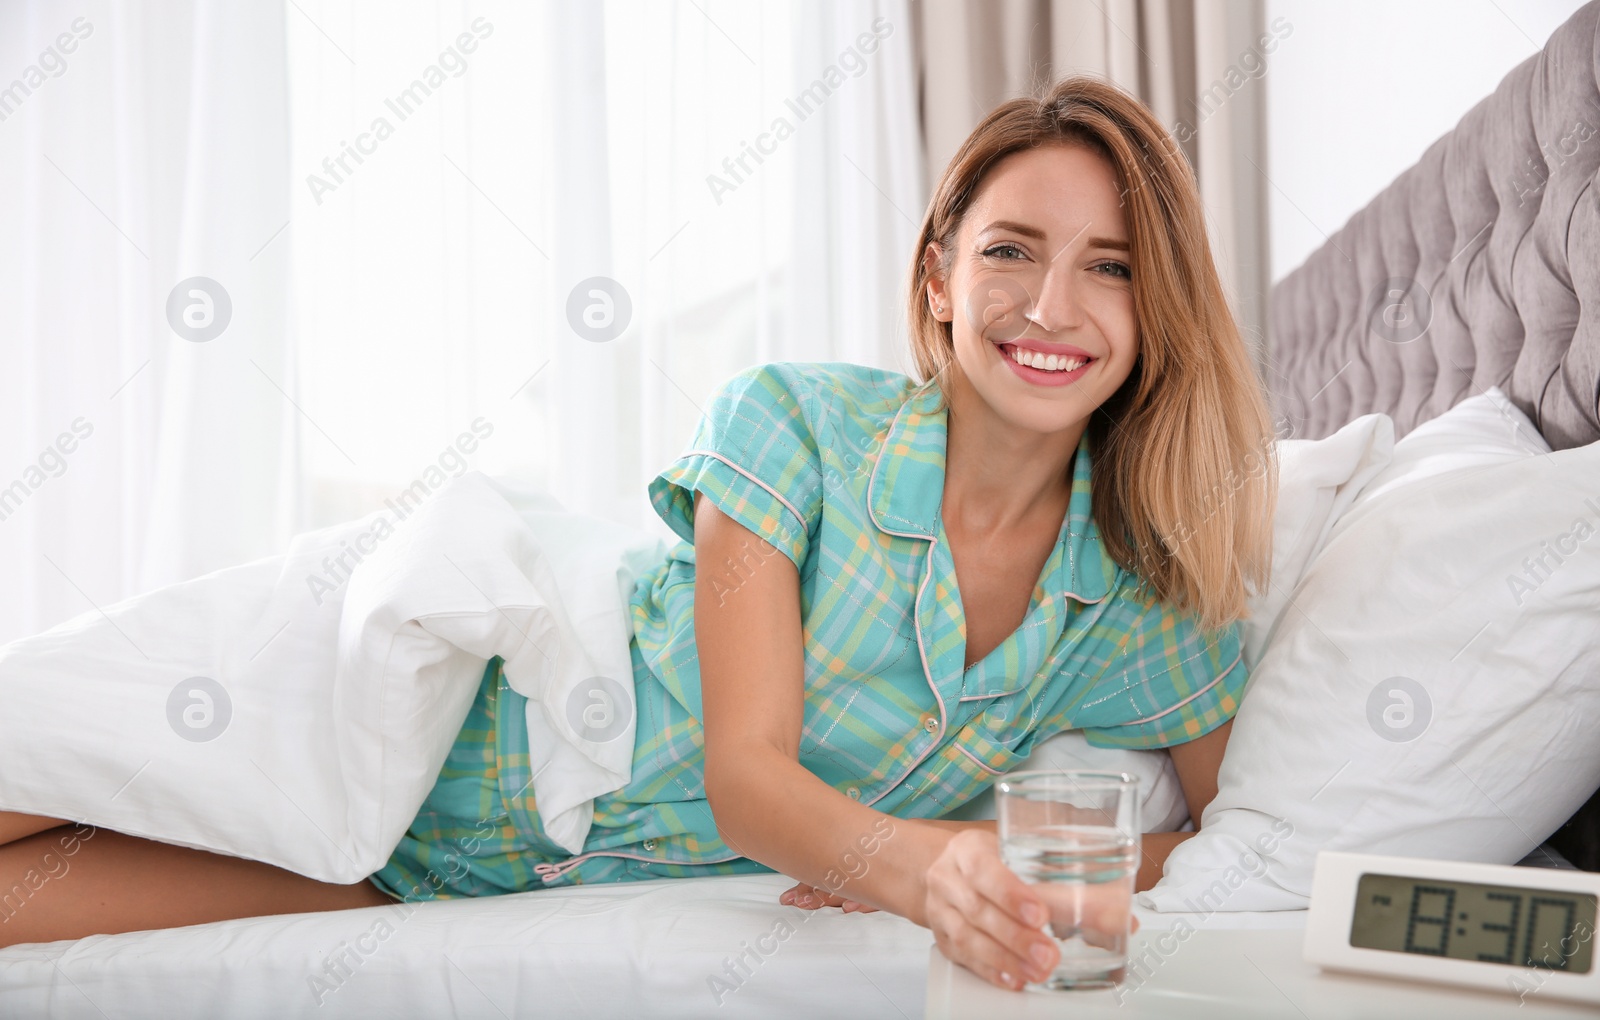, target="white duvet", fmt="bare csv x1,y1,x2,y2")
0,472,667,883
